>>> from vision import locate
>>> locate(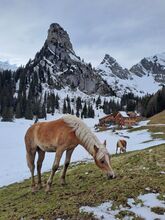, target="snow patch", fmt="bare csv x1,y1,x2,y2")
80,193,165,220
